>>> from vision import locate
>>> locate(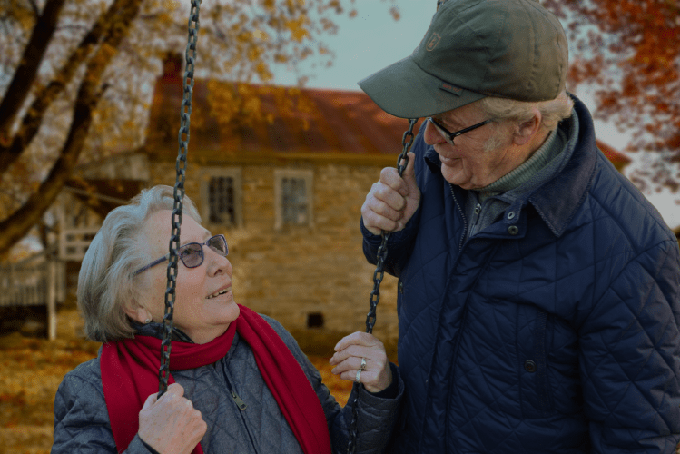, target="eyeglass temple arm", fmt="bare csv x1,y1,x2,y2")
133,255,169,276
